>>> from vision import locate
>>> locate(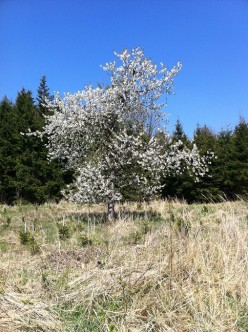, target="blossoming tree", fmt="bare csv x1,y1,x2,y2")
39,48,212,219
